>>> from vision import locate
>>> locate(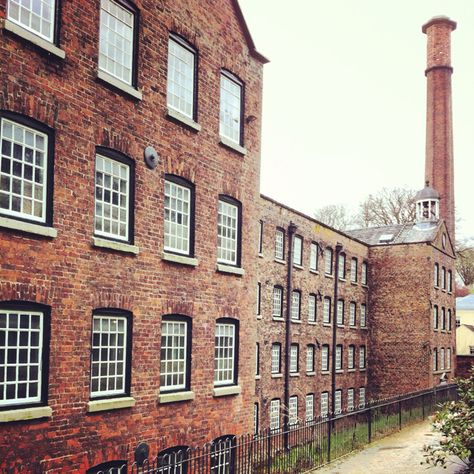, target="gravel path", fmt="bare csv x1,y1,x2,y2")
311,419,468,474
